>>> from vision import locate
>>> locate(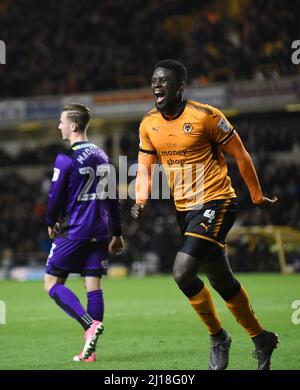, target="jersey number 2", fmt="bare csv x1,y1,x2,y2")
77,166,109,201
